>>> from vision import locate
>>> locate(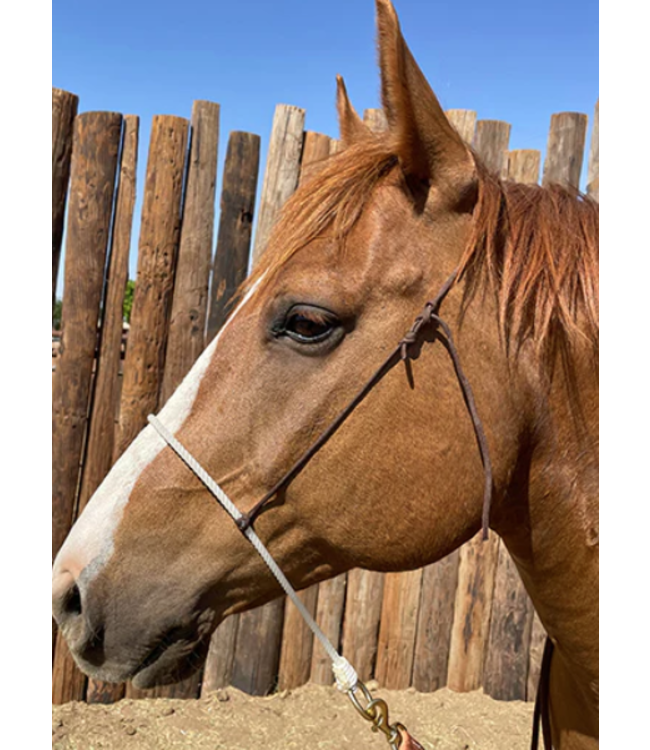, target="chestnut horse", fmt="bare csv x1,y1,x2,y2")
52,1,598,747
